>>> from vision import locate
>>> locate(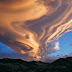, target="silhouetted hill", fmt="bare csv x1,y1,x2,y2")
0,57,72,72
